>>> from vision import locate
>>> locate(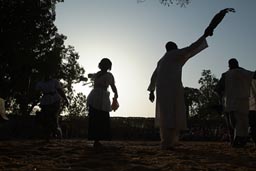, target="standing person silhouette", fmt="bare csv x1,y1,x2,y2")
148,34,210,150
216,58,255,148
36,70,69,140
87,58,118,148
148,17,230,149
